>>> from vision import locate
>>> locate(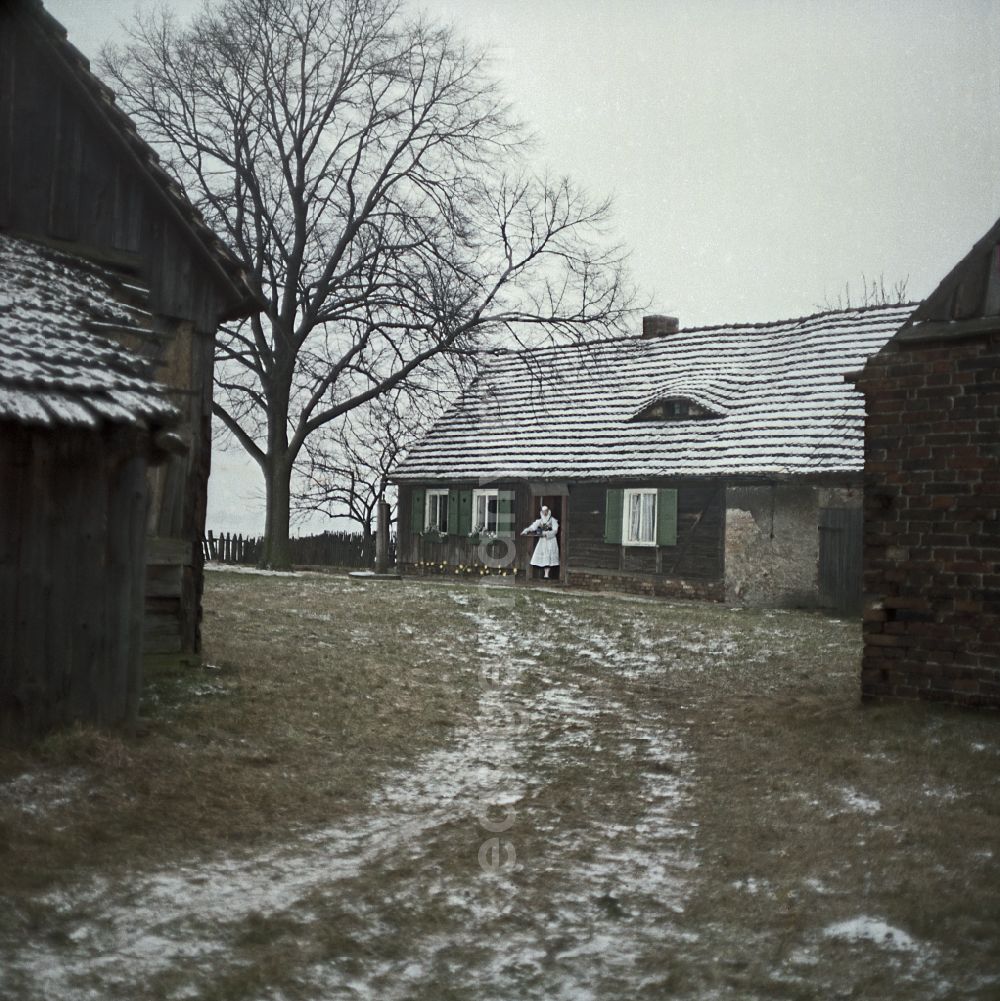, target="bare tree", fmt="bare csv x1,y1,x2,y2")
821,272,911,311
297,386,434,539
102,0,633,566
